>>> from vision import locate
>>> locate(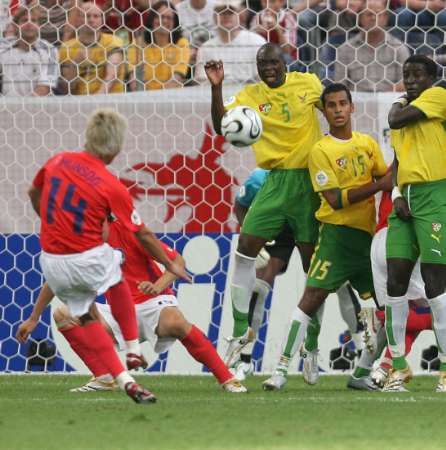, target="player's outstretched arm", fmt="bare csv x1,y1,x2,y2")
16,282,55,343
388,97,426,129
390,158,411,221
205,60,226,135
28,185,42,217
139,253,185,296
135,226,192,282
322,173,392,210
